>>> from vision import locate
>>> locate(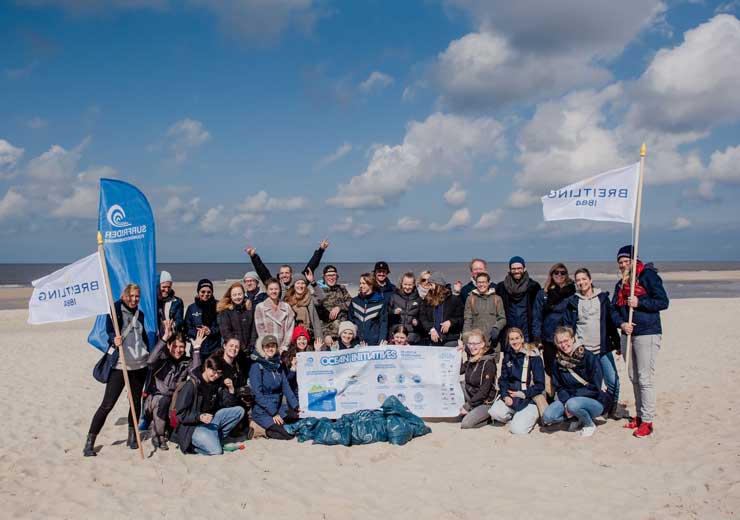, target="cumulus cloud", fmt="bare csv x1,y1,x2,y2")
329,216,354,232
165,118,210,164
0,189,27,220
0,139,24,179
671,216,691,230
315,142,352,170
327,112,504,208
199,205,226,234
444,182,466,206
328,215,373,236
240,190,306,212
472,208,502,229
507,189,538,208
430,208,470,232
394,216,423,231
707,144,740,183
158,193,201,231
358,71,394,94
26,138,88,181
